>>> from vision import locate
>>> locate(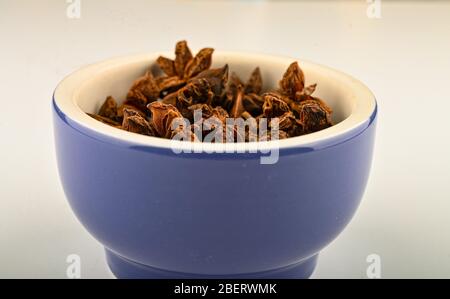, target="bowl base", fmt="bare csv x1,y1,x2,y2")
105,249,318,279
